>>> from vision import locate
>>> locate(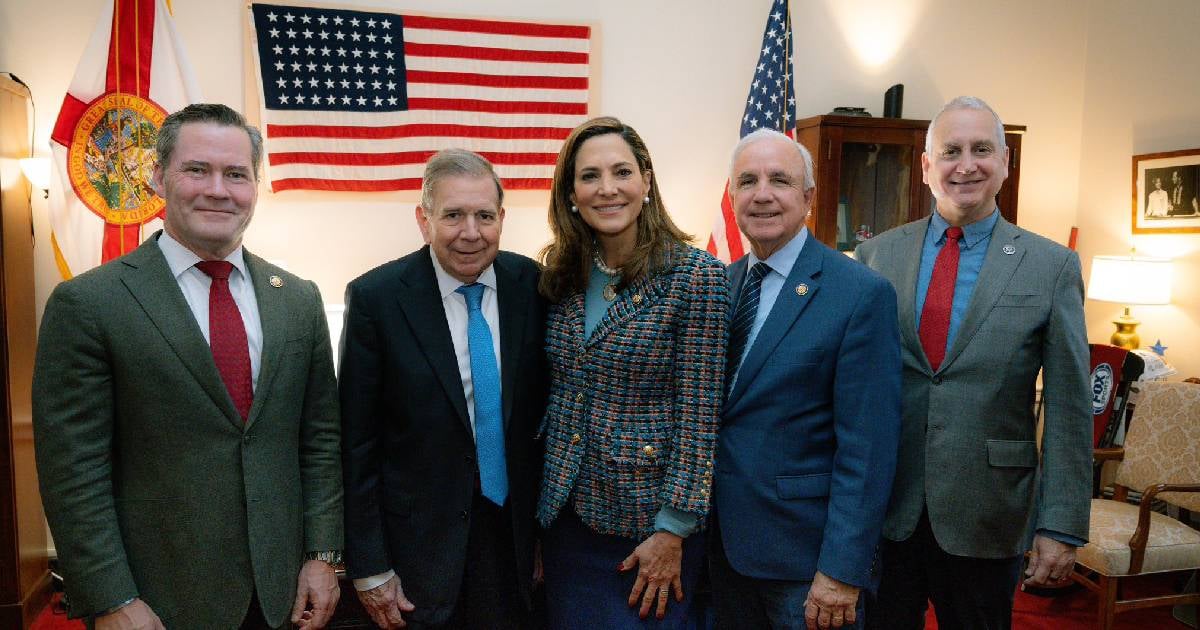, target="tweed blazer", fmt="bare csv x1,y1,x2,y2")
537,245,729,540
